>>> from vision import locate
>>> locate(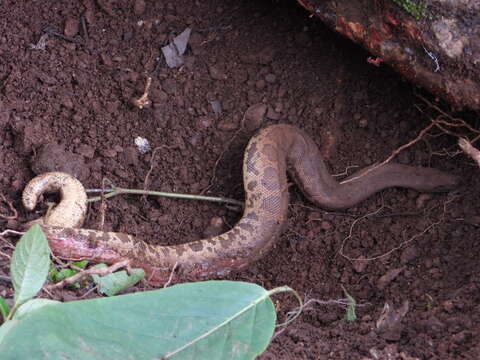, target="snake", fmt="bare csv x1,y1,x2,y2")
22,124,459,285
